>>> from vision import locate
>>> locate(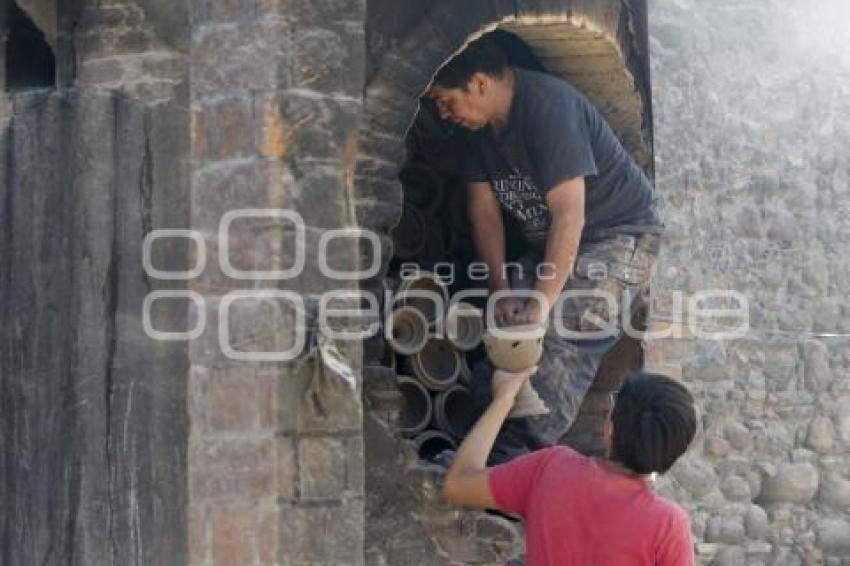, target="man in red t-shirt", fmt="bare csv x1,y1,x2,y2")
443,369,697,565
